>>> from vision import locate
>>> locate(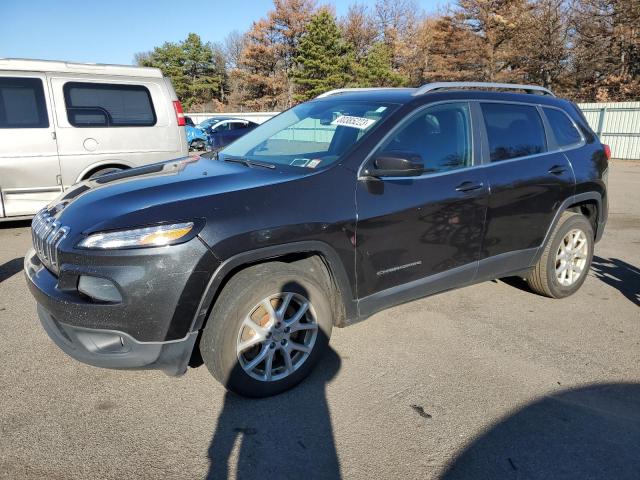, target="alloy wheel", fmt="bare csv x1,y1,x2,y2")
236,292,318,381
555,228,589,286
